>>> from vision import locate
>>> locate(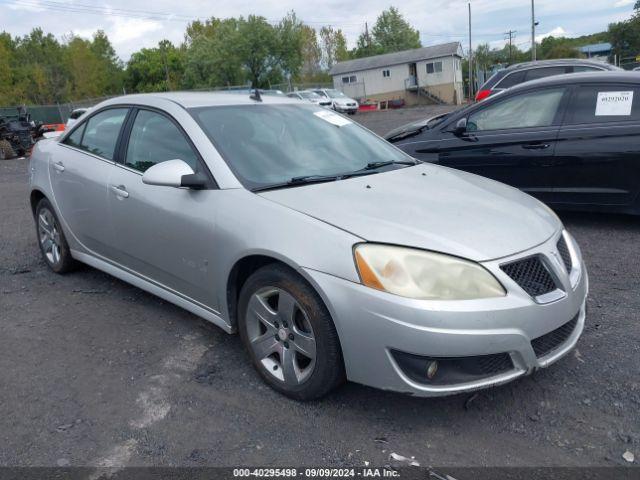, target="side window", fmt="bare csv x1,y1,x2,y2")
78,109,128,160
566,85,639,125
125,110,199,173
524,66,568,82
495,70,525,89
467,88,566,131
571,66,601,73
64,123,85,148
